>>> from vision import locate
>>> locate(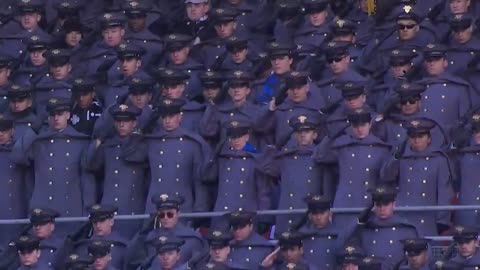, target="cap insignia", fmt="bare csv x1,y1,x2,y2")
30,35,39,41
336,20,345,28
216,8,224,14
33,208,42,214
312,195,321,201
165,70,174,75
119,43,127,50
233,71,243,77
206,263,215,269
298,115,307,123
163,99,172,105
286,263,296,269
19,236,28,241
159,236,168,243
52,49,60,55
129,1,139,7
91,204,101,210
455,226,464,233
132,77,141,83
21,0,31,3
403,5,412,13
93,241,102,246
345,82,353,87
119,104,128,112
291,71,300,77
169,34,176,40
104,13,113,20
281,232,291,238
271,42,279,48
74,79,83,84
205,71,214,77
435,261,444,268
410,120,420,127
159,194,169,201
345,246,355,254
231,121,239,127
426,43,435,49
69,254,79,261
60,2,70,7
49,98,58,104
473,115,480,121
11,85,20,90
392,50,400,55
363,257,372,263
406,239,415,244
401,83,410,89
327,42,336,47
212,231,222,237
